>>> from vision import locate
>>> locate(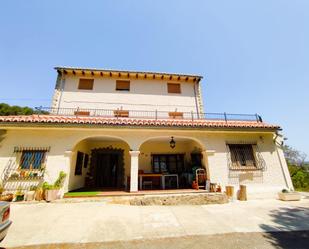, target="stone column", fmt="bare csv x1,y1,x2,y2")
129,151,140,192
